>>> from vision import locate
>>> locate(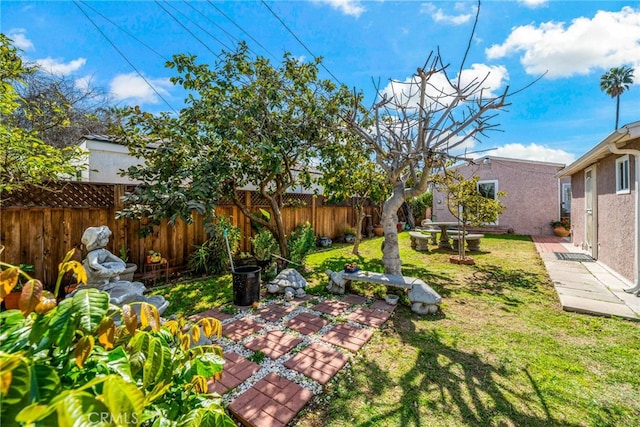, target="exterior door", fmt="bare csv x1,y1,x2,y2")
584,167,597,259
